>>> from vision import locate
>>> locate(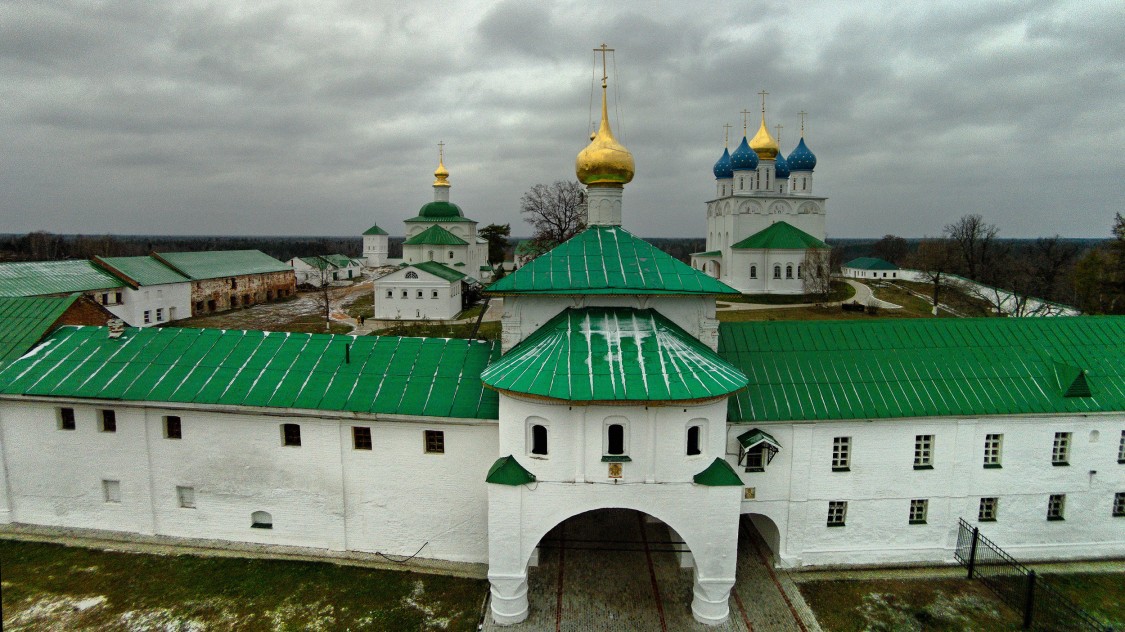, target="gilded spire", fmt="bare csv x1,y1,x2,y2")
576,44,634,187
433,141,450,188
749,89,779,160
